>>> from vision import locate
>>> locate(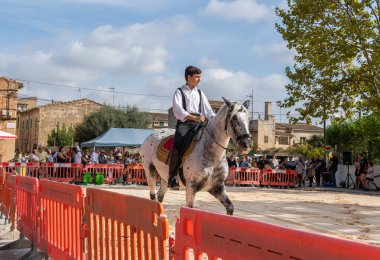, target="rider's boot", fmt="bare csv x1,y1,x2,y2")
168,148,180,190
